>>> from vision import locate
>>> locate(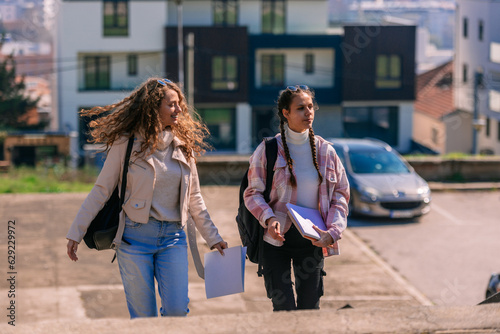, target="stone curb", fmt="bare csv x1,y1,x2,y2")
428,182,500,191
